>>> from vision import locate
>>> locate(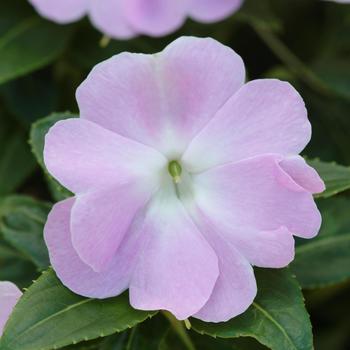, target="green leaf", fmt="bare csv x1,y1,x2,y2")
0,195,50,270
0,269,156,350
313,59,350,100
191,269,312,350
193,333,267,350
30,112,76,201
0,0,73,85
0,74,59,125
0,238,38,288
307,159,350,198
291,197,350,288
0,112,36,195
